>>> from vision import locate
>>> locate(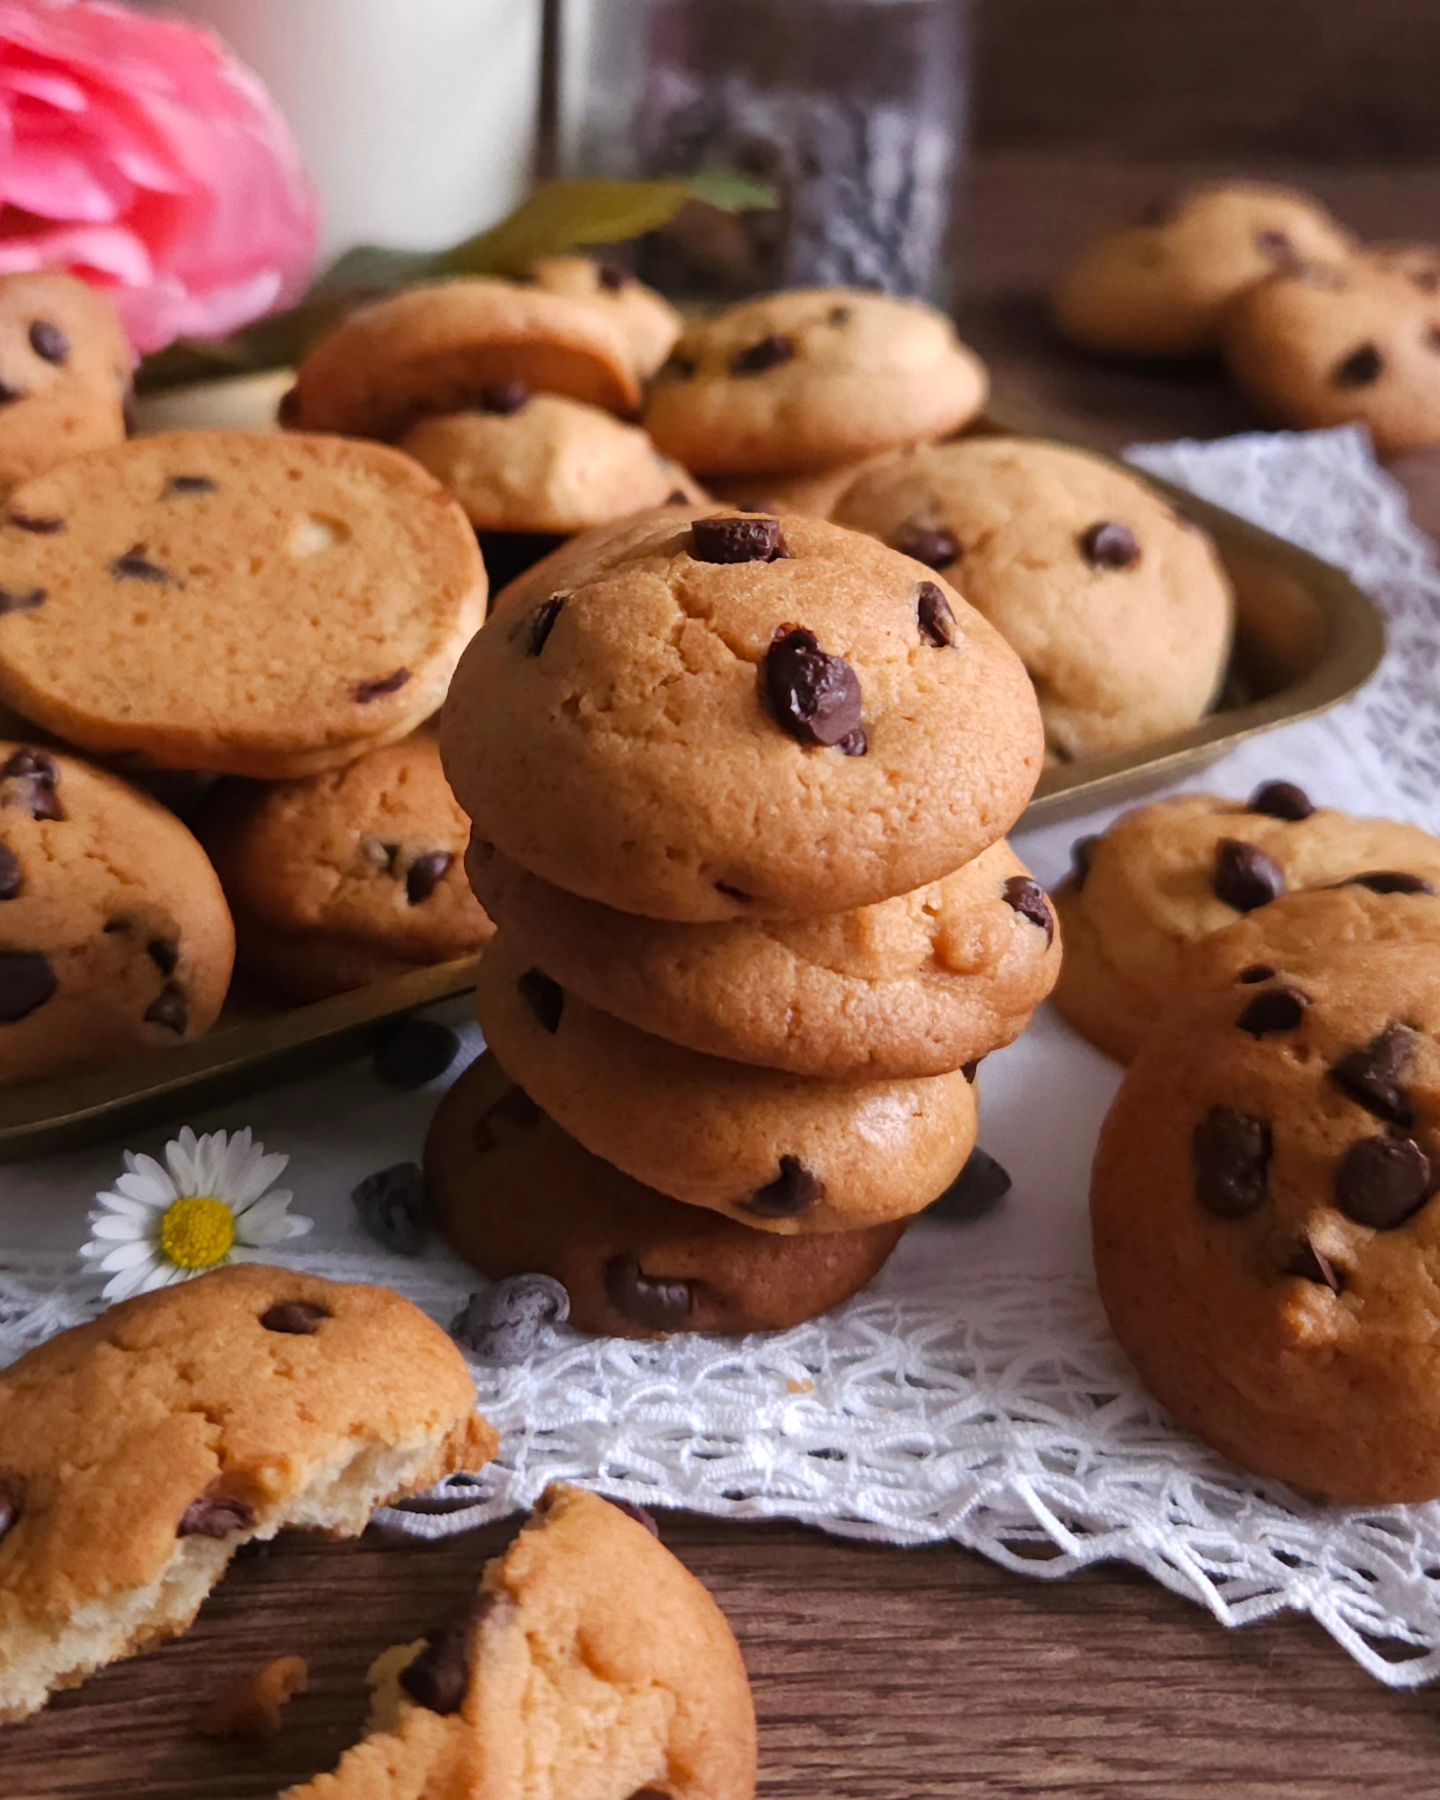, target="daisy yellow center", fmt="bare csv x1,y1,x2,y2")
159,1196,236,1271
